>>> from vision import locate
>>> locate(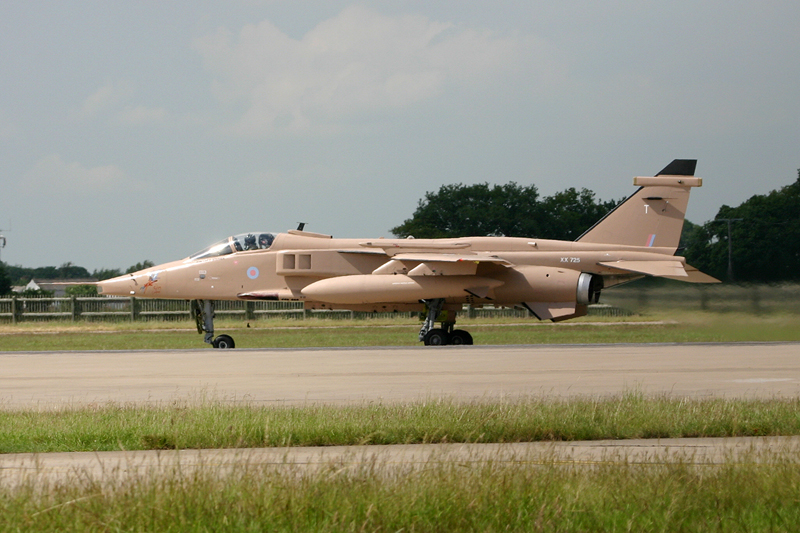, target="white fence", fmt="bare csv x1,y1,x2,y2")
0,297,313,323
